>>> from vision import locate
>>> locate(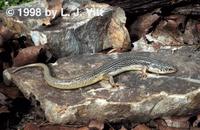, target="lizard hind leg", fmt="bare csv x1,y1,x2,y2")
102,74,121,88
139,66,148,79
